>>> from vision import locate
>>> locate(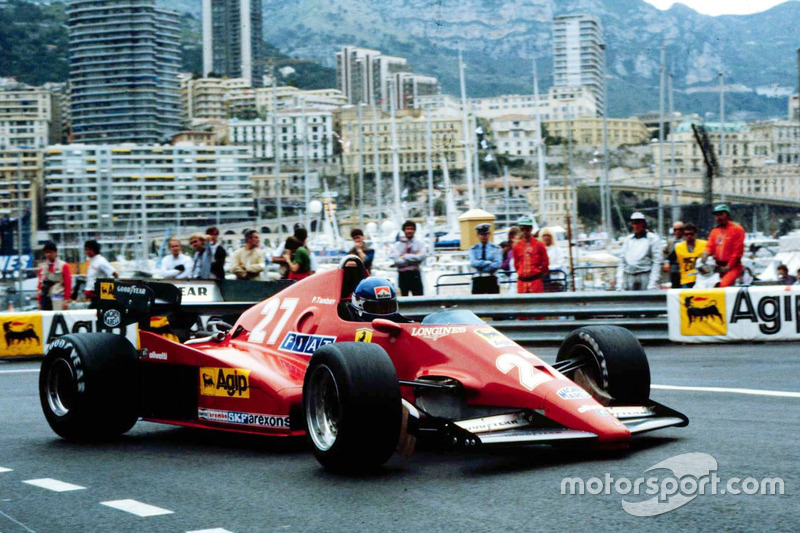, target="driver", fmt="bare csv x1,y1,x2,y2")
347,277,408,323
